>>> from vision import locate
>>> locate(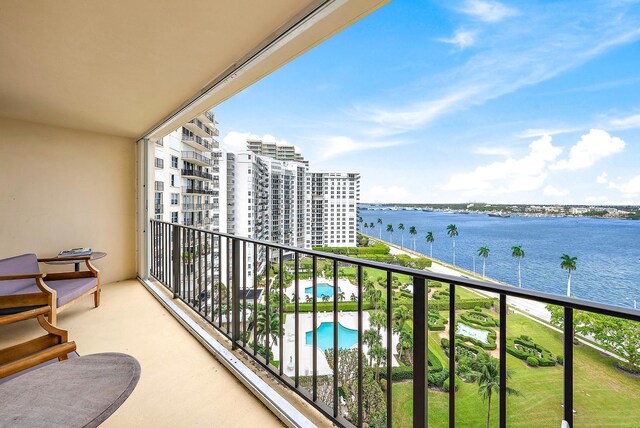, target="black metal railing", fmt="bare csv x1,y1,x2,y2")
181,169,213,180
149,220,640,428
182,151,211,166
